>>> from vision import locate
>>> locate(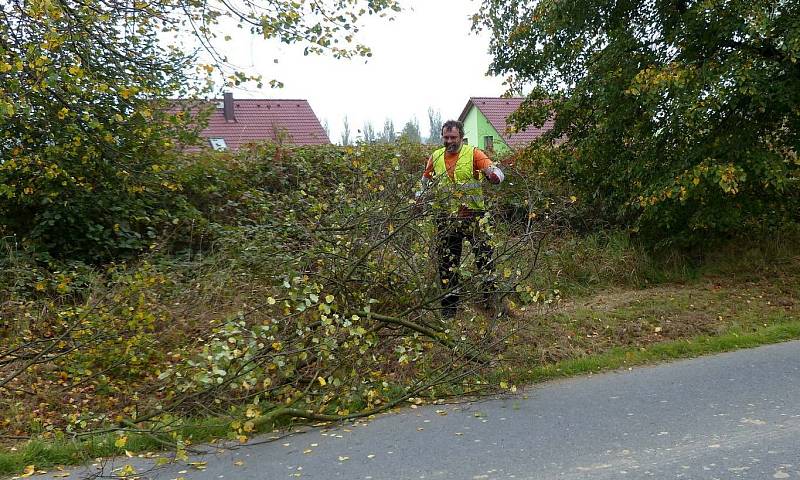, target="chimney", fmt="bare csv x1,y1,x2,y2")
223,92,235,122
